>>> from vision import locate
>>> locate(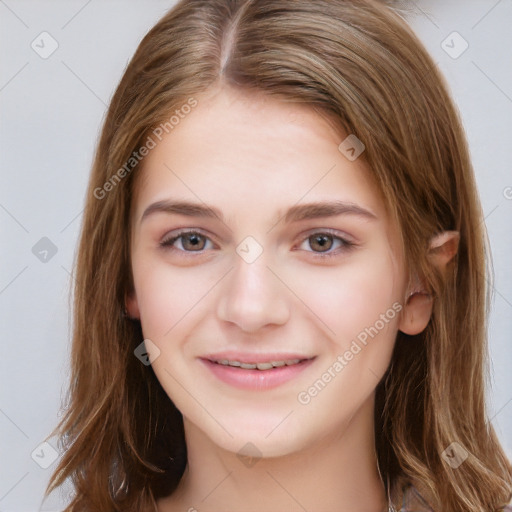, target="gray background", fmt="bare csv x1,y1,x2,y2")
1,1,511,510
